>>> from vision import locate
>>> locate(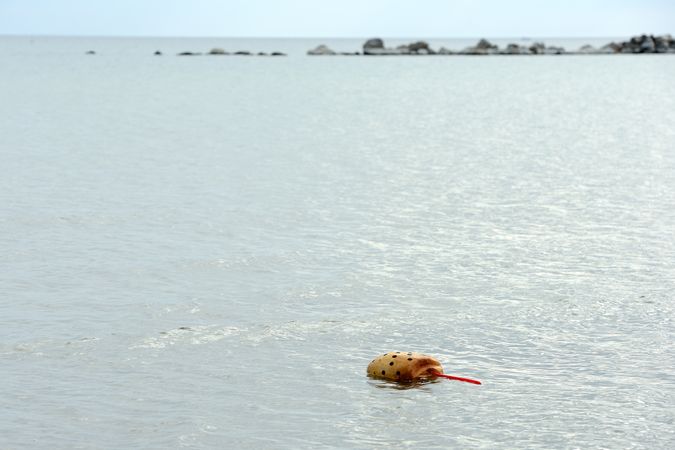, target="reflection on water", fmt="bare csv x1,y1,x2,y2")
369,378,442,391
